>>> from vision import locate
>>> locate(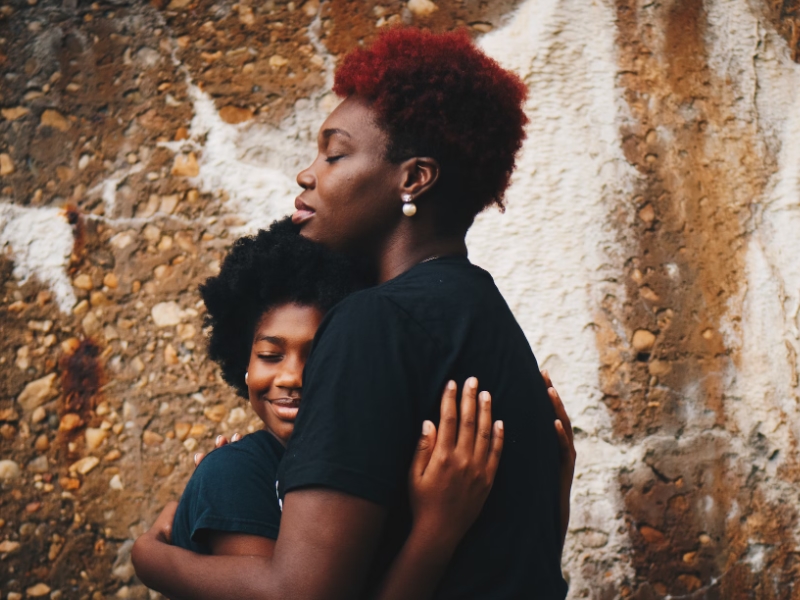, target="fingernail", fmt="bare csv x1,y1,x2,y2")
542,369,549,378
479,391,490,403
193,453,199,464
423,420,433,435
467,377,478,388
496,421,504,432
447,380,456,390
215,435,223,445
